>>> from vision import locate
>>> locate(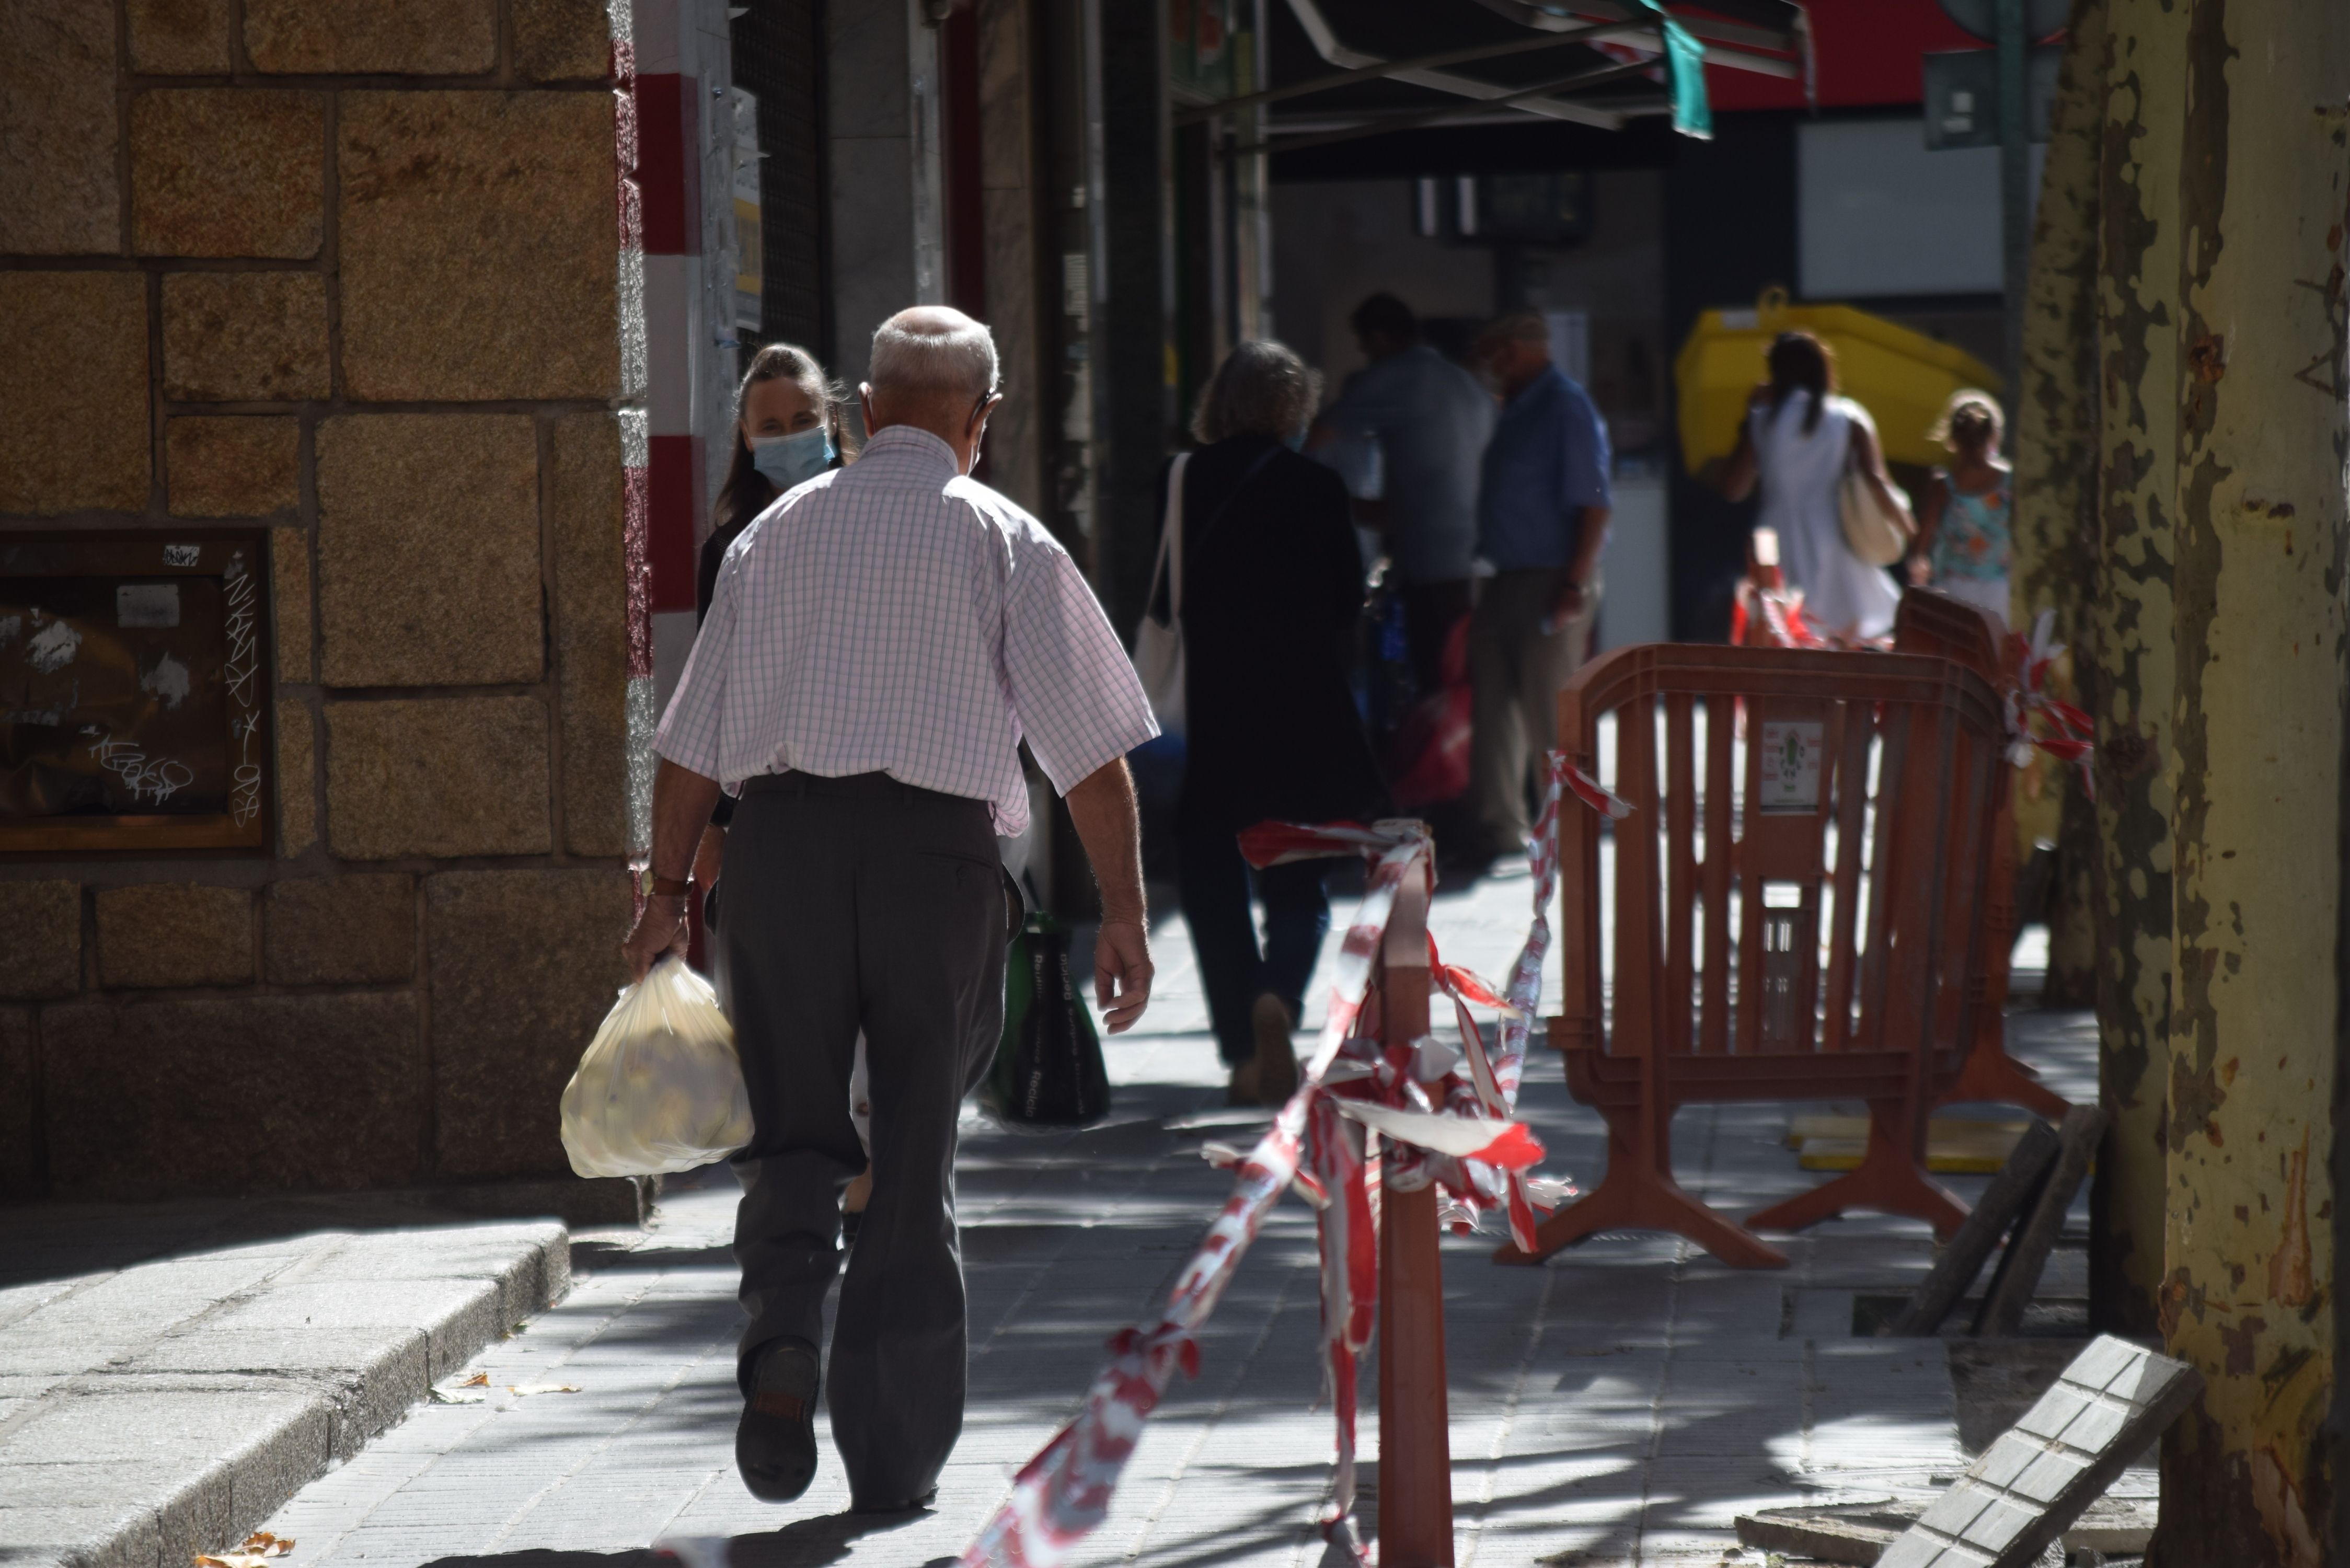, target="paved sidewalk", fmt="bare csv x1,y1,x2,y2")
238,870,2101,1568
0,1195,570,1568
